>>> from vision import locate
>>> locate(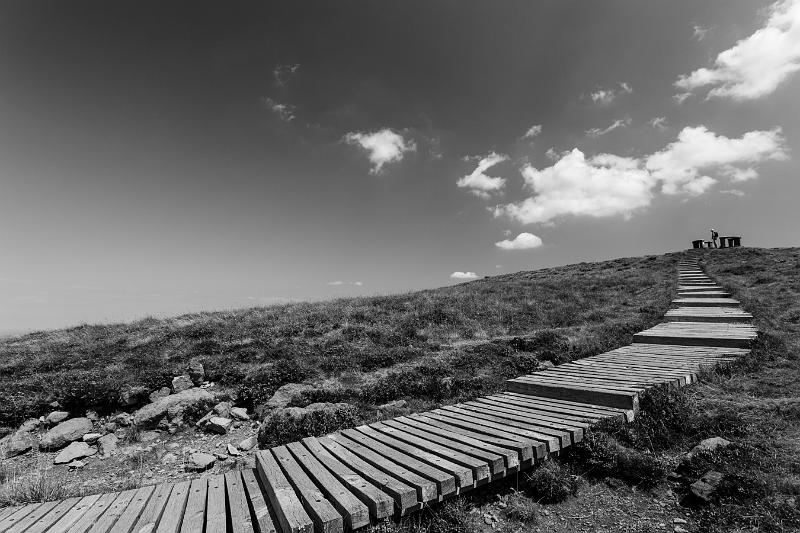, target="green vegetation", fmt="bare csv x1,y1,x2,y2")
0,254,676,428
